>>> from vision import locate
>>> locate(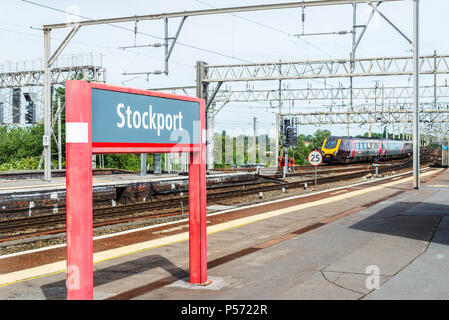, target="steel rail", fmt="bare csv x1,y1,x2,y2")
0,150,436,239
